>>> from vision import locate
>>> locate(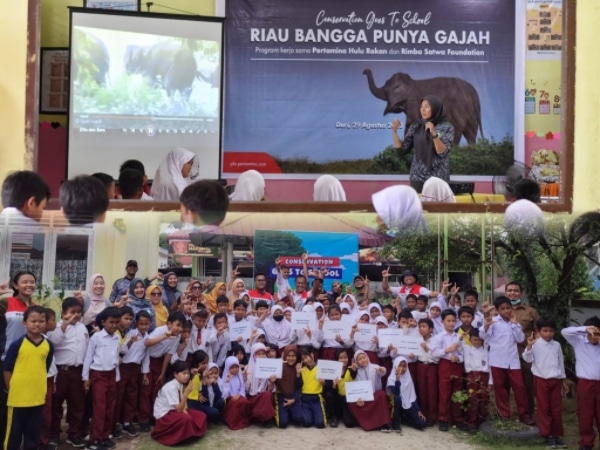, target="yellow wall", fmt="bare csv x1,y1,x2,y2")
0,0,28,179
0,1,598,215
